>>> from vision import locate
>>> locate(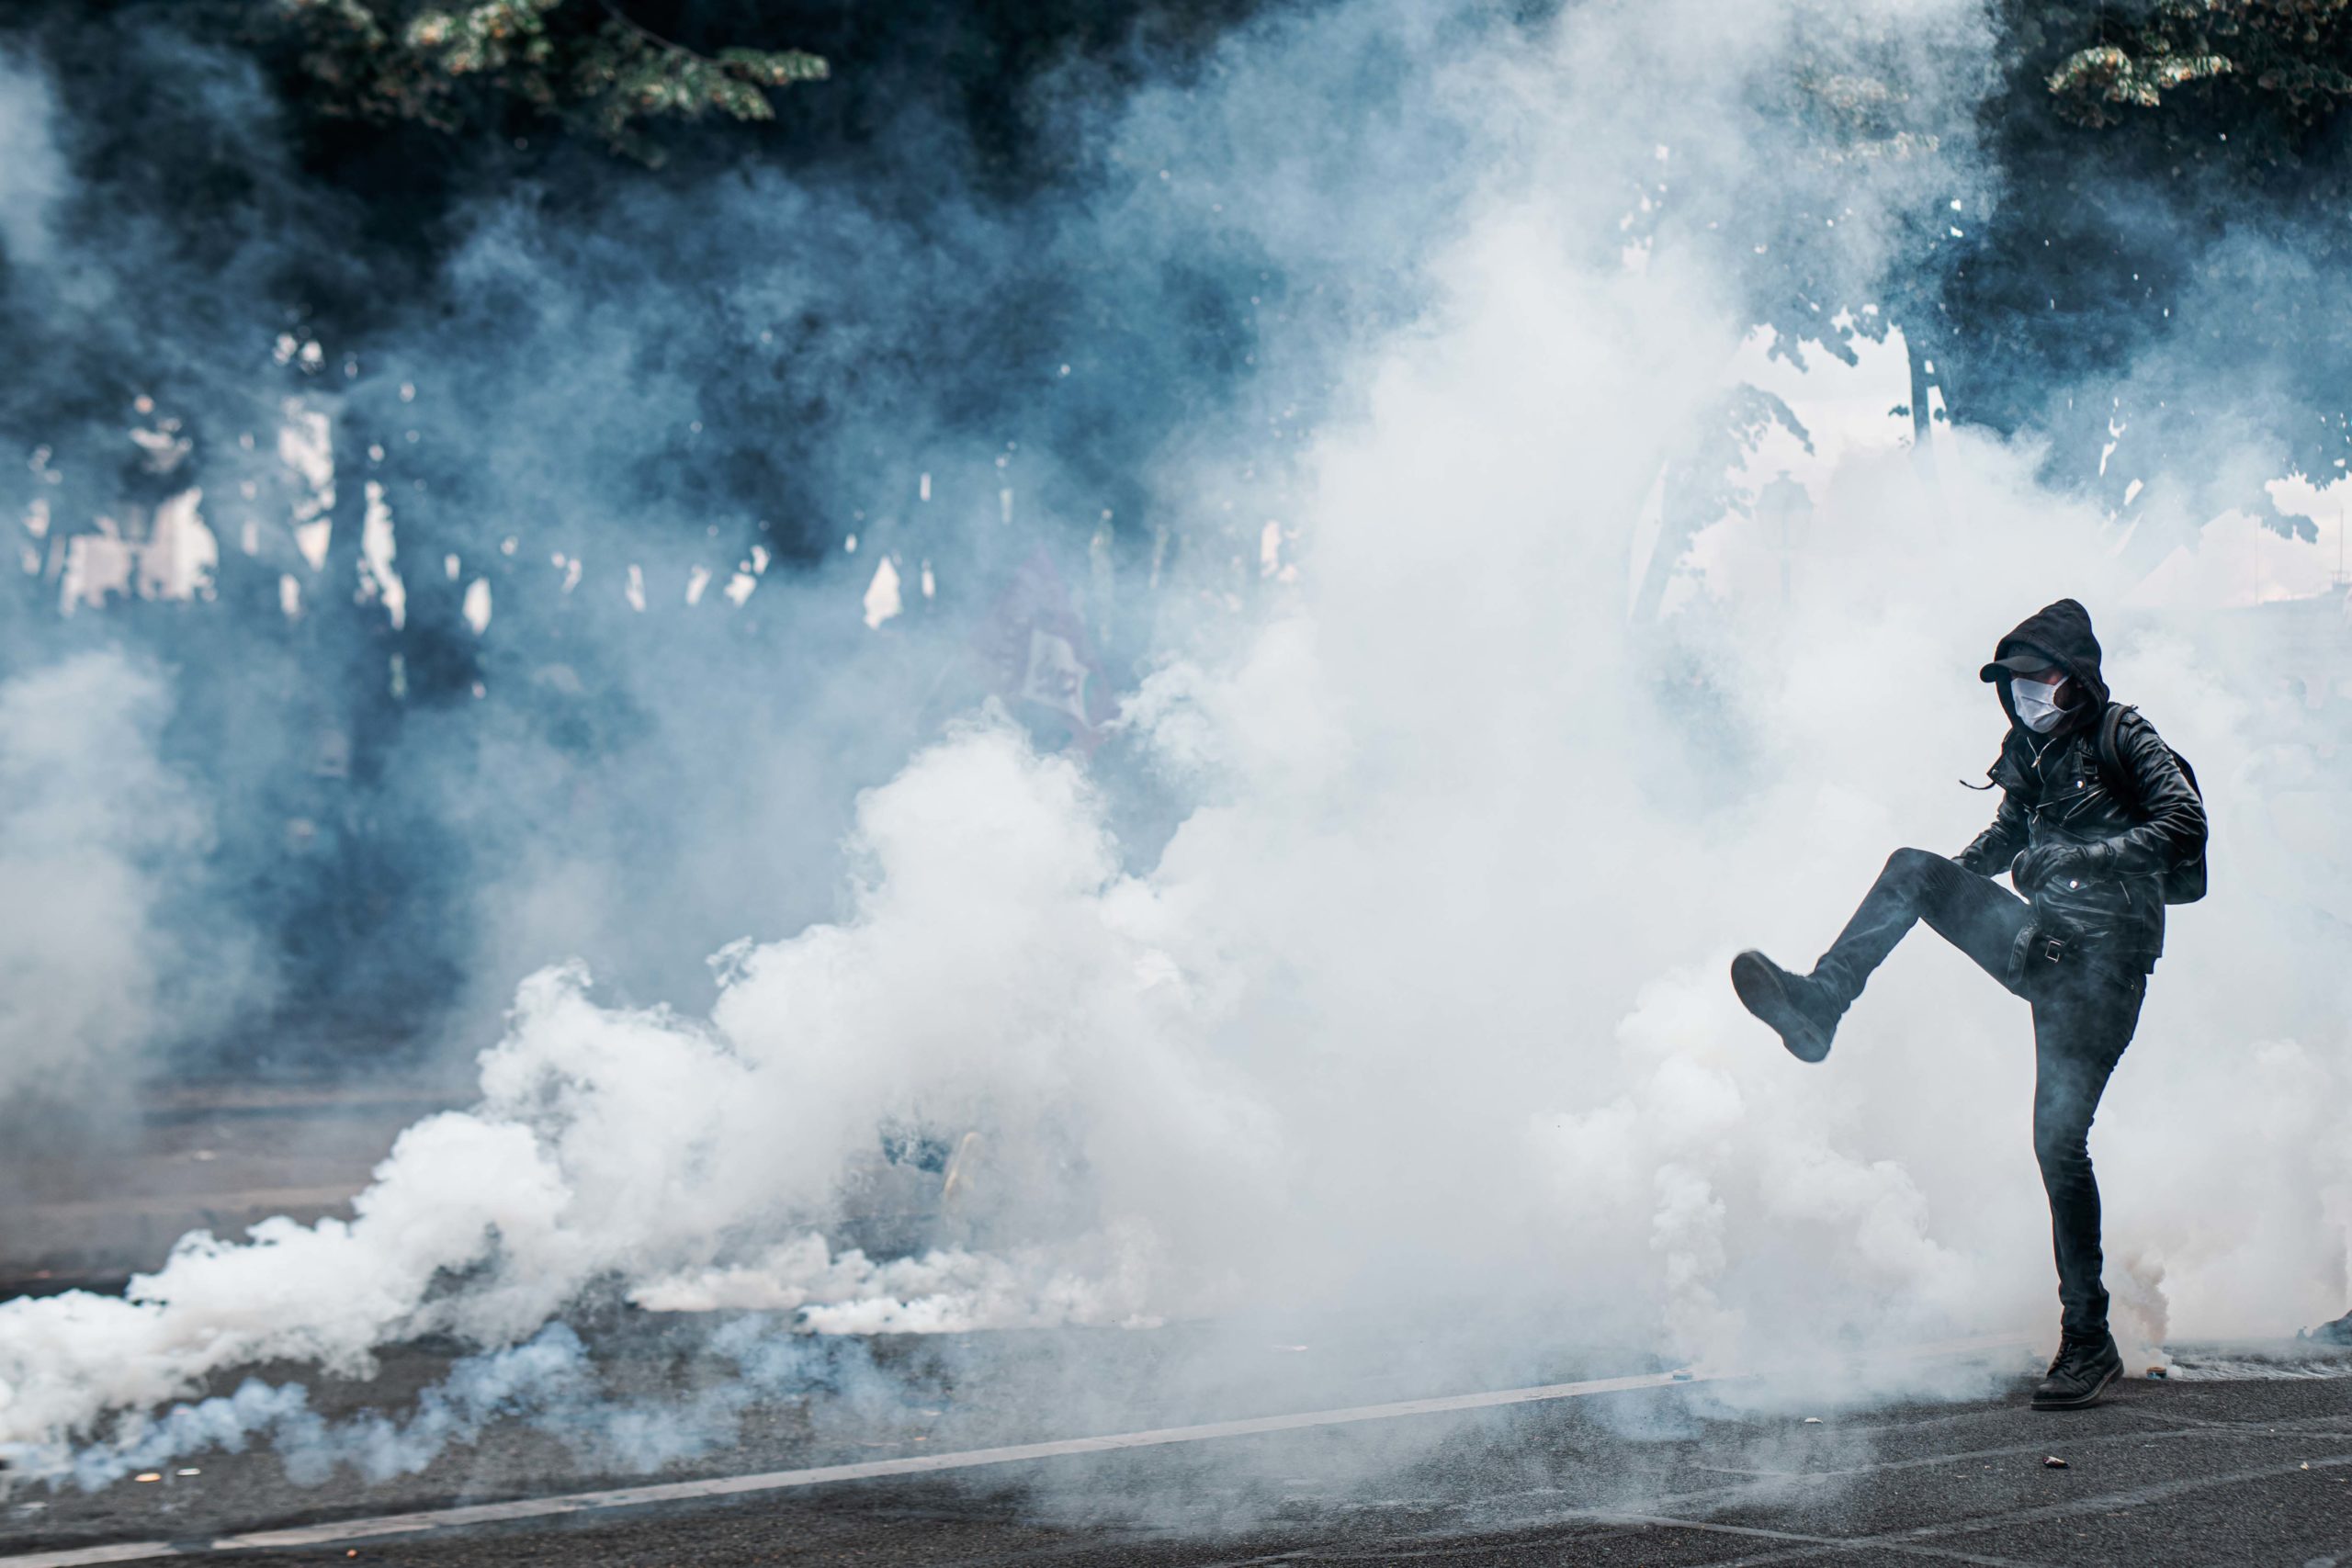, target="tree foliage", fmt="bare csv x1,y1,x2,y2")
2049,0,2352,130
277,0,827,161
